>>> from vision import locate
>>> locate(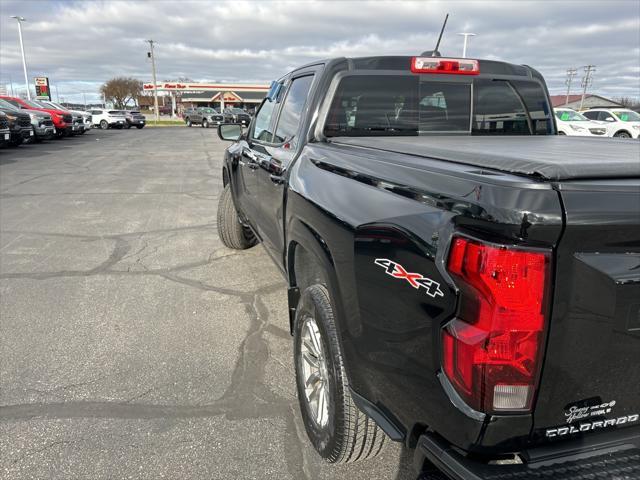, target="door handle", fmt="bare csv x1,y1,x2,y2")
241,148,259,170
242,148,258,162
